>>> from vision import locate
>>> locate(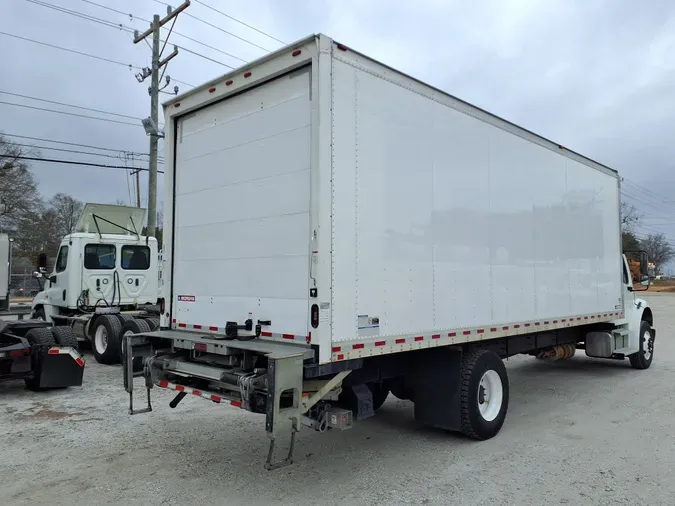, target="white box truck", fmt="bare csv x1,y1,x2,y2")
123,34,656,469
